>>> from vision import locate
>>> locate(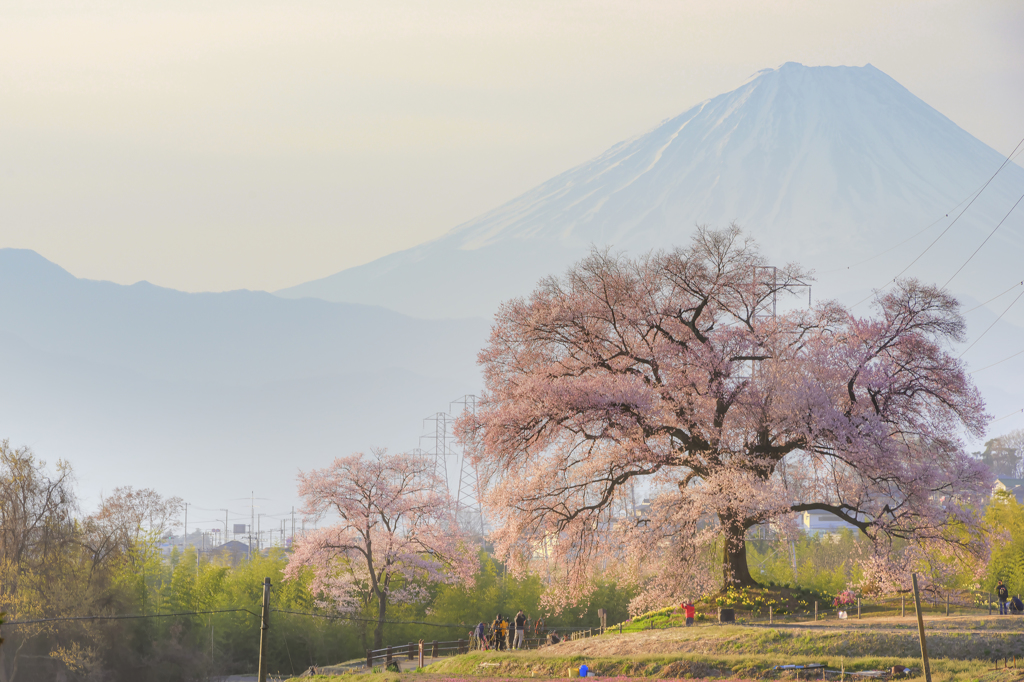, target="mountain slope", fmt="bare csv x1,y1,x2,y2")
0,248,486,387
0,248,487,509
278,62,1024,320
